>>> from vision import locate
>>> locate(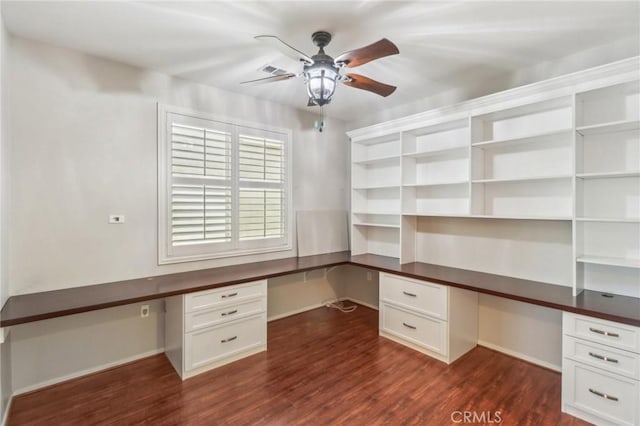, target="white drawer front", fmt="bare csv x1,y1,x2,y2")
184,314,266,372
185,298,265,333
564,336,640,380
381,303,447,355
380,273,448,320
185,280,266,312
564,313,640,353
563,360,639,426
